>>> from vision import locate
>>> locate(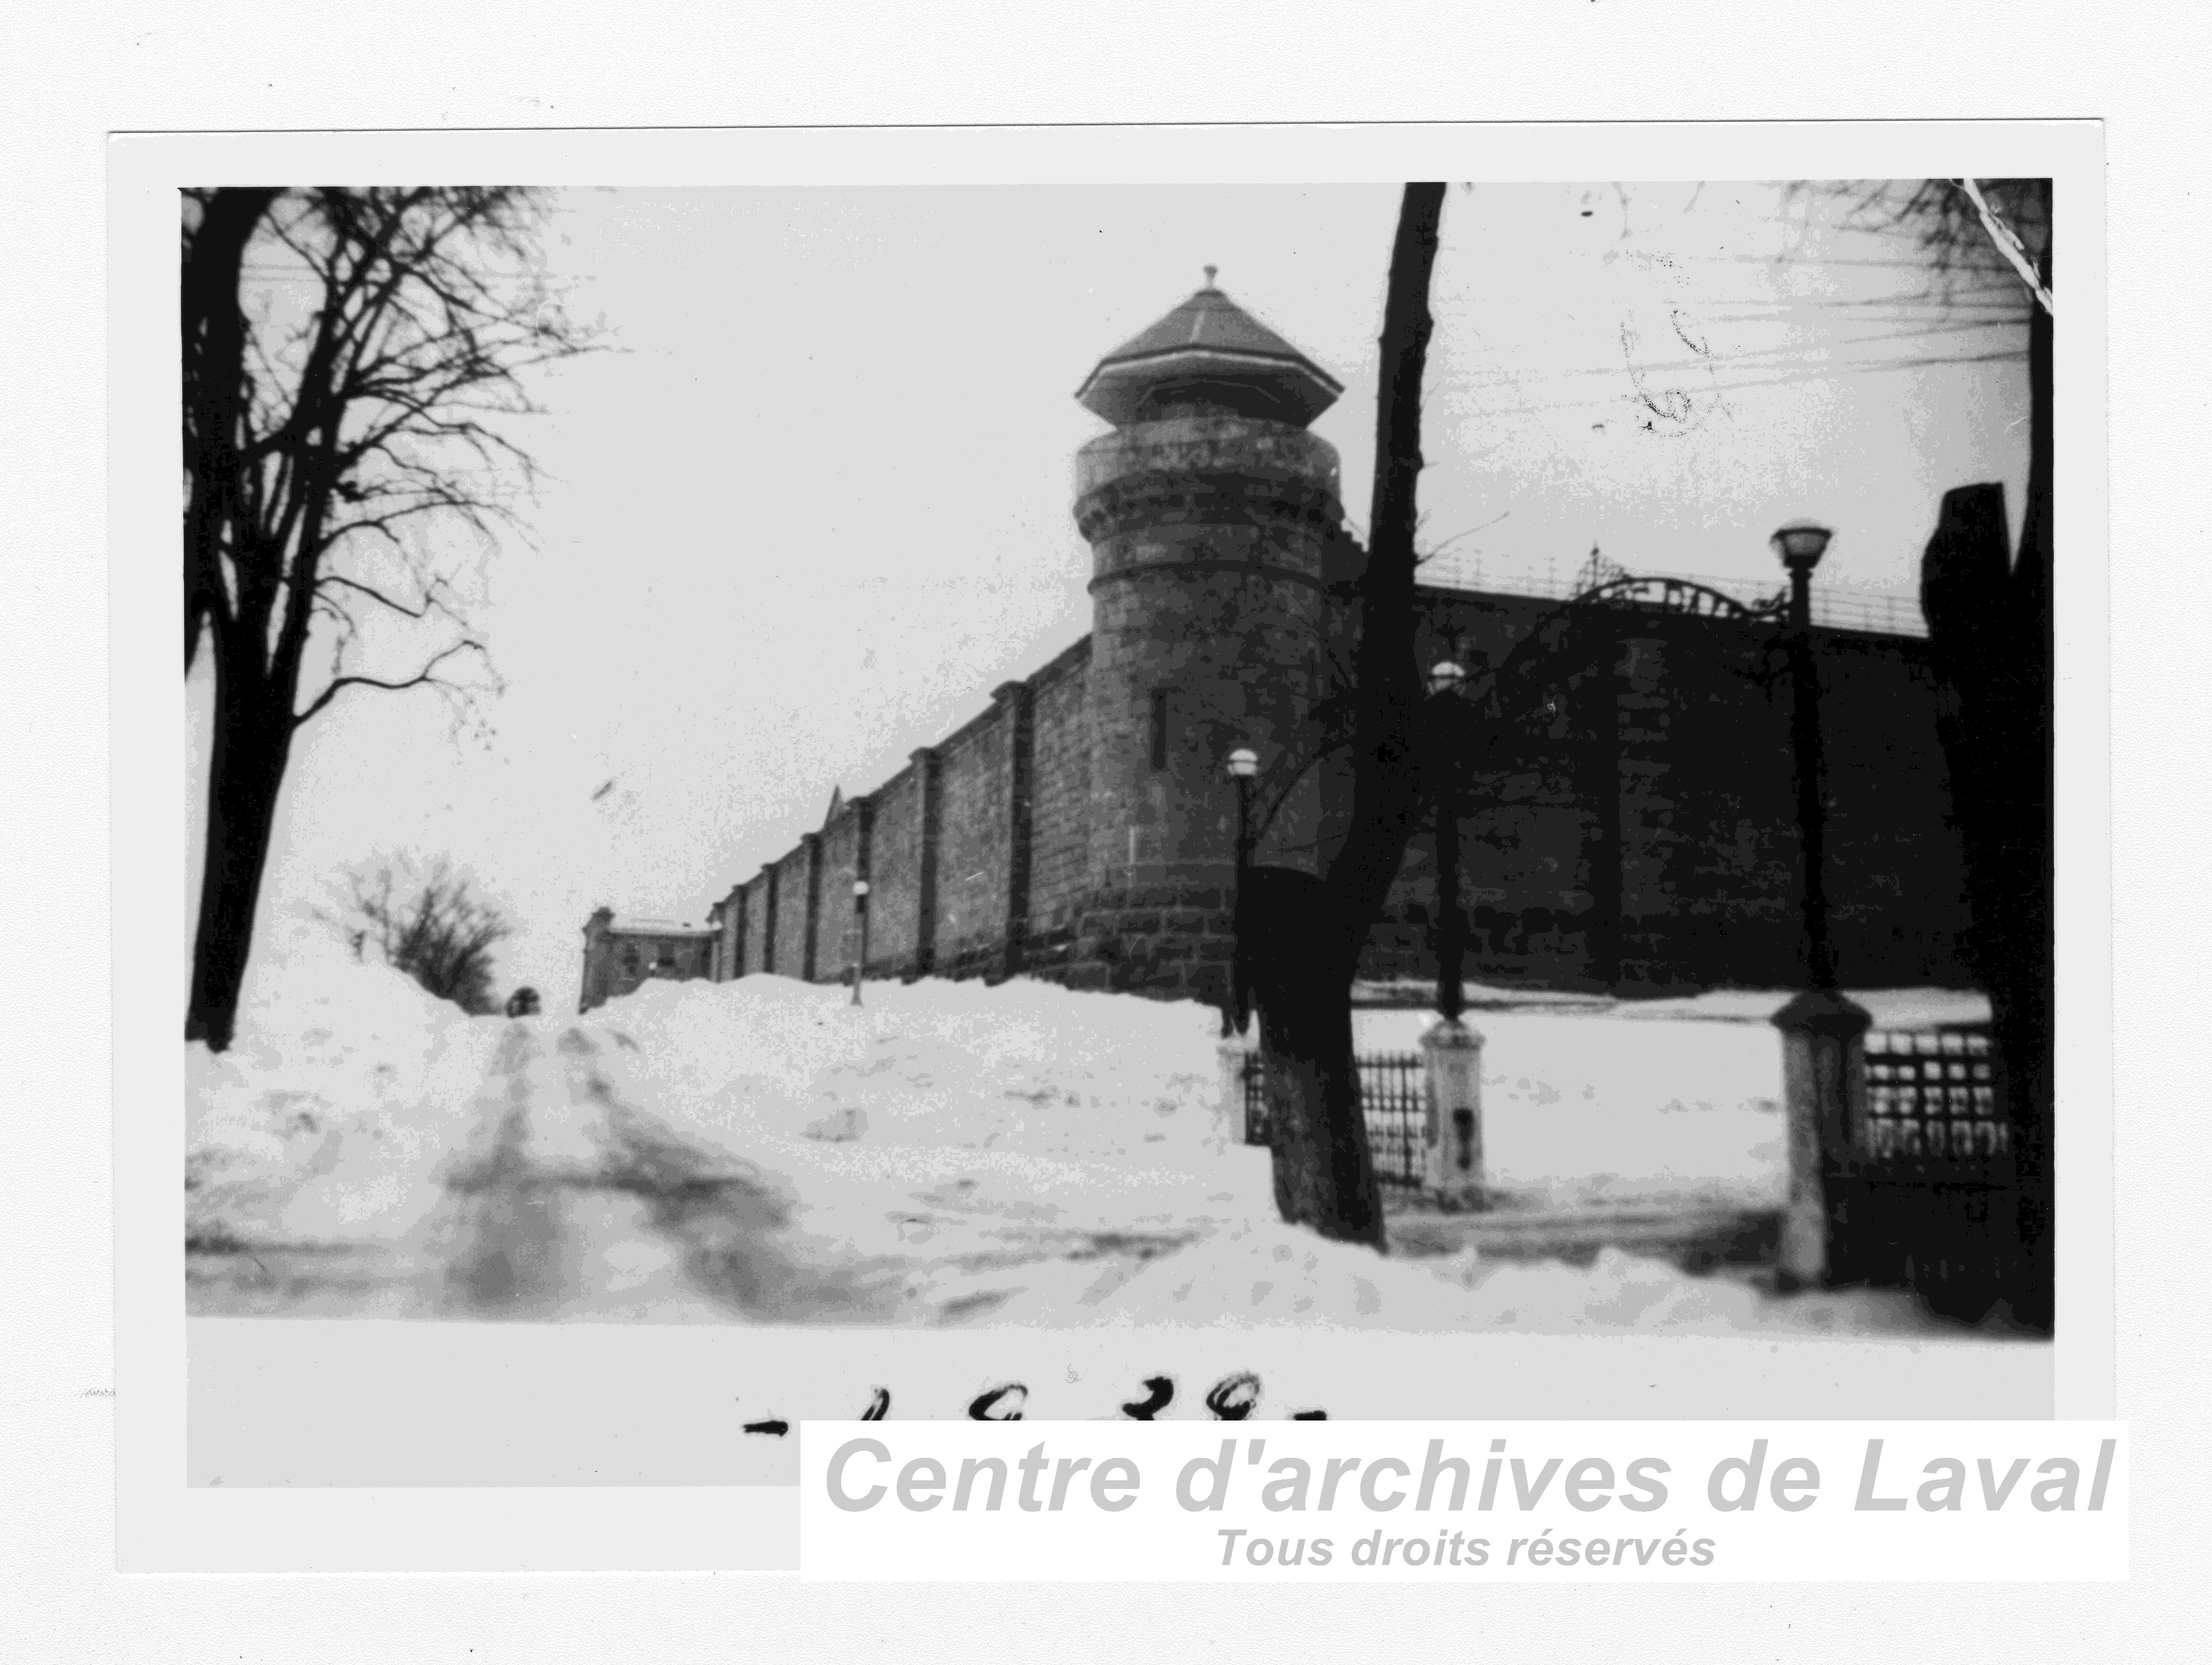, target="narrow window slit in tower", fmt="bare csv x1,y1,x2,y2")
1149,688,1171,770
